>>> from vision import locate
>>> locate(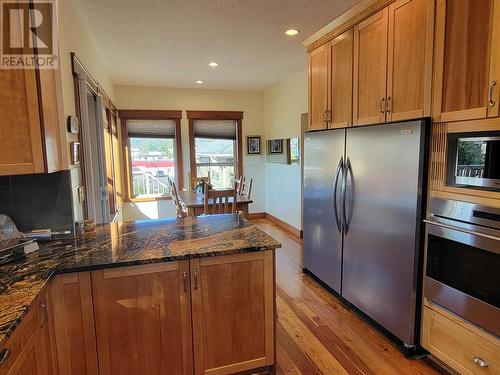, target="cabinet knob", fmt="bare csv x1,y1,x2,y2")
323,110,331,124
379,97,386,114
40,303,49,327
182,271,188,292
0,348,11,364
474,357,488,368
193,269,199,290
386,96,392,113
489,80,497,107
